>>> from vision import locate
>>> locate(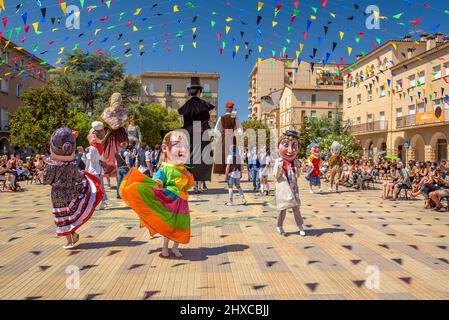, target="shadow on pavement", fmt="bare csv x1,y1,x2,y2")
285,228,346,237
75,237,147,250
175,244,250,261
